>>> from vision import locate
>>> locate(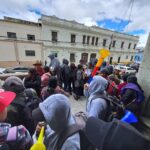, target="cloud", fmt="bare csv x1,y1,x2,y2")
0,0,149,47
138,32,149,47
